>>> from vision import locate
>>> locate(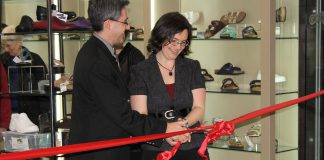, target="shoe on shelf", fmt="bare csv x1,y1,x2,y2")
220,78,239,92
36,5,47,21
9,113,39,133
246,123,261,137
54,75,73,92
181,11,200,25
53,59,65,73
68,17,92,30
219,26,237,39
242,26,258,39
215,63,244,75
1,23,8,33
249,80,261,93
32,16,75,31
256,70,287,83
276,7,286,22
204,20,226,39
15,15,34,33
228,135,244,148
220,11,246,24
201,69,214,82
